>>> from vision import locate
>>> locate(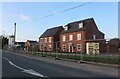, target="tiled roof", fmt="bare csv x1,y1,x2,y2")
61,18,94,34
27,40,37,43
15,42,25,44
40,26,63,38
